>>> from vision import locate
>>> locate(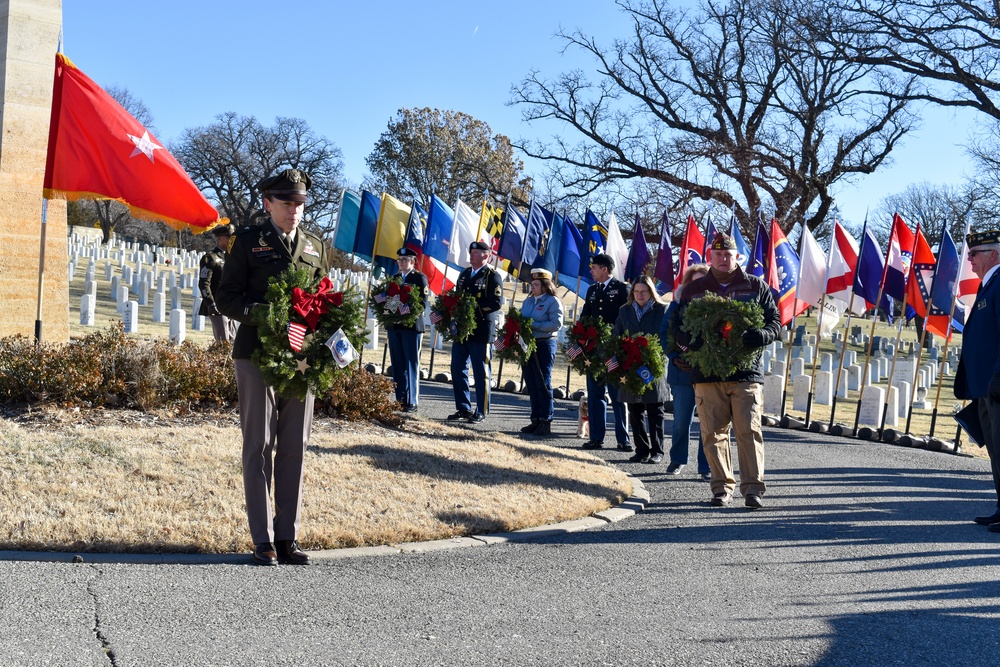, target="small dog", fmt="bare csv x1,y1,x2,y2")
577,394,590,439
